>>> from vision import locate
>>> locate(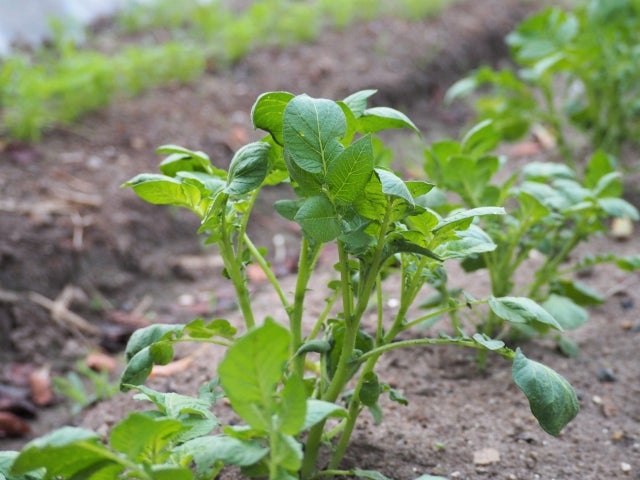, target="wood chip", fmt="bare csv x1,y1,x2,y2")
0,411,31,438
610,217,634,240
85,352,118,373
600,396,617,418
29,365,53,407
